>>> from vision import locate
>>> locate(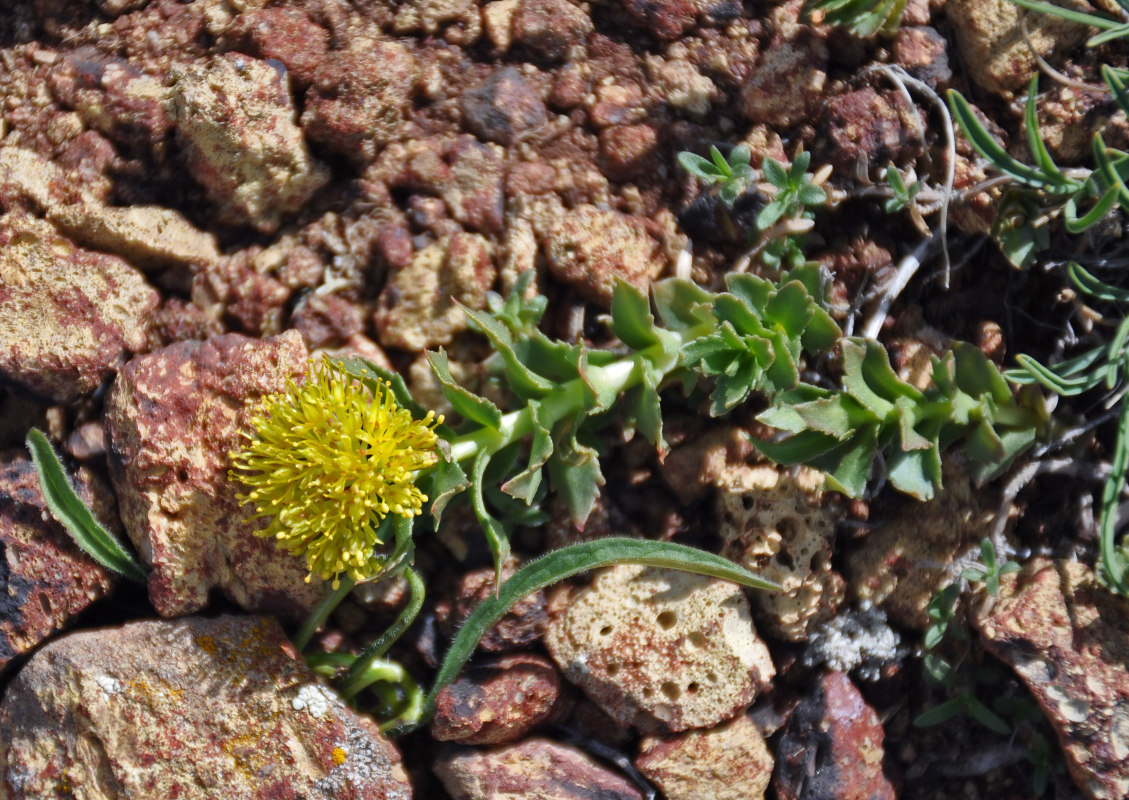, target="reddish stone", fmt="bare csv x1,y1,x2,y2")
739,32,828,128
0,455,116,675
446,559,547,653
512,0,593,61
435,738,643,800
817,88,925,174
598,124,659,182
461,66,549,146
227,7,330,88
774,671,895,800
892,26,951,87
620,0,698,40
431,653,562,744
